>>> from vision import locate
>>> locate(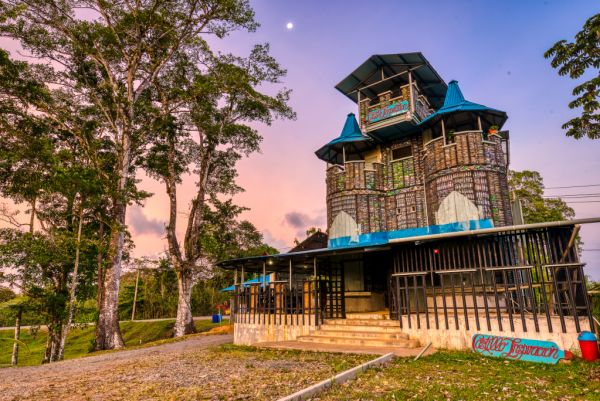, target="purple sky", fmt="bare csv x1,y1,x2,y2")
1,1,599,278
